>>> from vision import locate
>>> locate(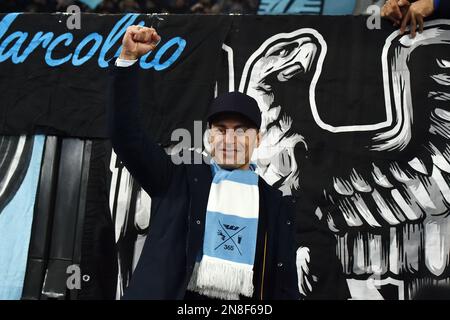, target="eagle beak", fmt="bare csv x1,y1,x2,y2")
277,42,317,82
277,63,304,82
